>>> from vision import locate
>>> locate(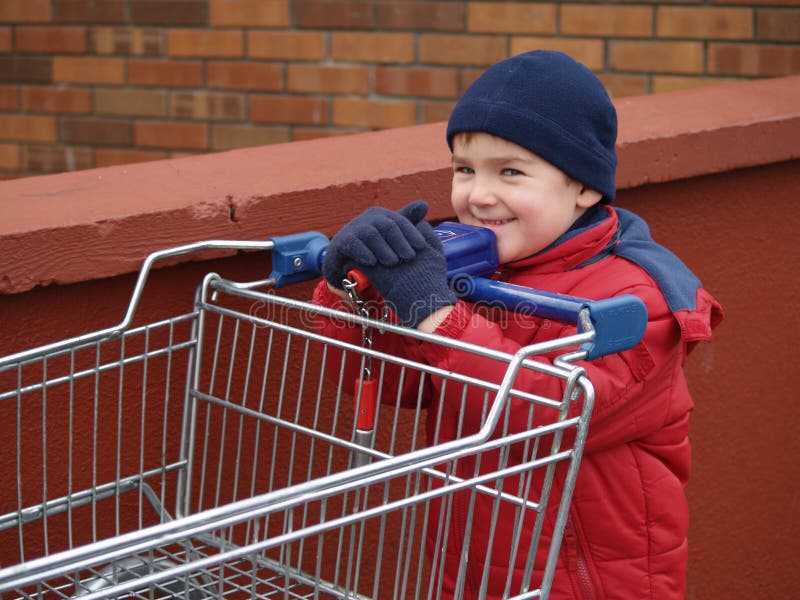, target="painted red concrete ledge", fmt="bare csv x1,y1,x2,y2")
0,75,798,296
